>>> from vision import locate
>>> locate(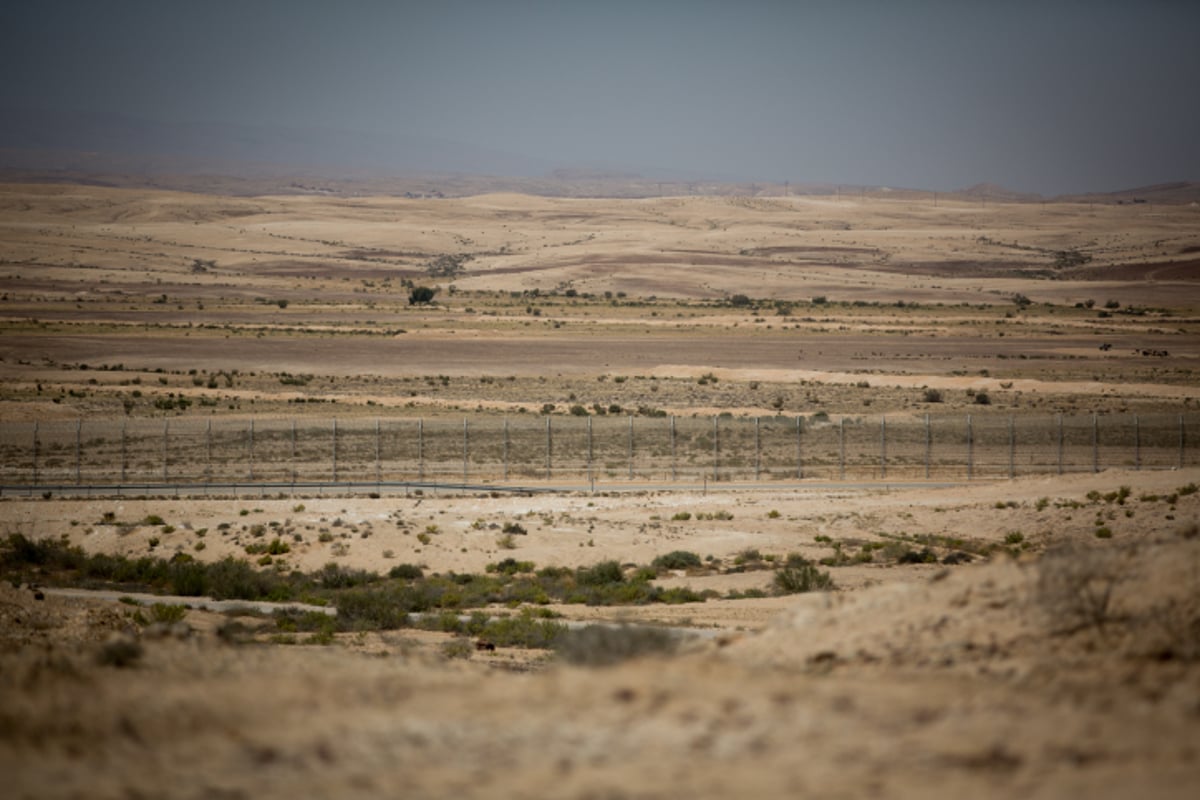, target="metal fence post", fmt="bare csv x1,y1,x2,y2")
76,419,83,485
1134,415,1140,471
289,419,296,484
1180,414,1186,469
670,416,677,482
121,419,128,484
247,419,254,481
1092,413,1099,474
545,416,552,480
967,414,973,480
755,417,762,481
463,418,469,483
376,419,382,485
31,421,38,485
1008,416,1015,479
332,418,338,483
712,415,719,482
162,419,169,482
1057,413,1064,475
880,416,886,480
796,415,803,480
839,417,846,480
924,414,931,480
628,415,634,481
418,418,424,482
502,418,508,482
587,416,593,484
